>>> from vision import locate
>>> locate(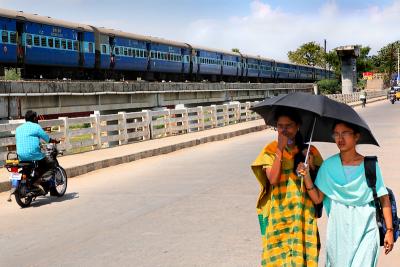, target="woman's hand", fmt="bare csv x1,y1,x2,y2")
384,231,394,255
302,149,315,171
277,132,288,151
296,162,310,178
